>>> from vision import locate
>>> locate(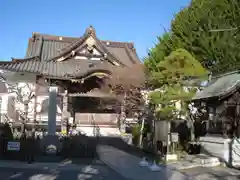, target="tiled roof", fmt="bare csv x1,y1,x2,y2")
0,57,111,79
0,57,42,73
192,72,240,100
26,27,140,66
0,26,141,79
